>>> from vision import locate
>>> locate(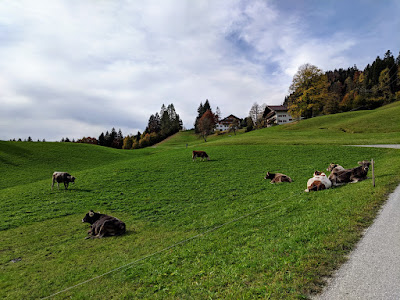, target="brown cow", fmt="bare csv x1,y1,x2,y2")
82,210,126,239
326,163,345,184
192,150,210,161
264,172,293,183
328,160,371,186
51,172,75,190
